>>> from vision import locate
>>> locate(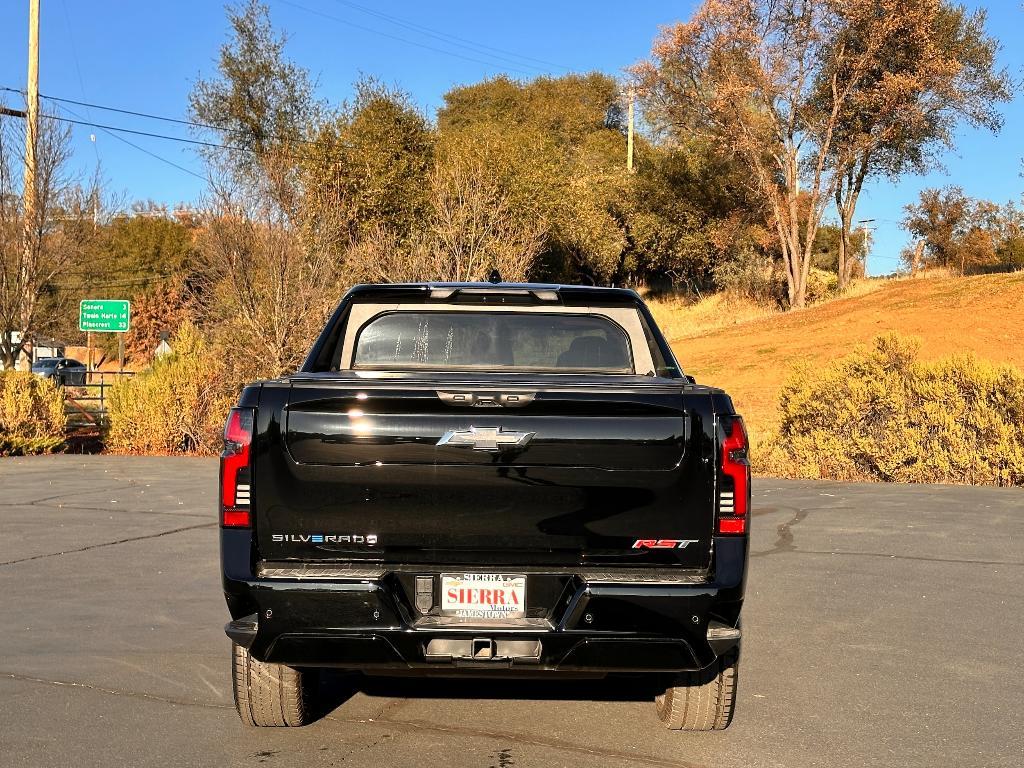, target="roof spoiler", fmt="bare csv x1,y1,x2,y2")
427,286,562,303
